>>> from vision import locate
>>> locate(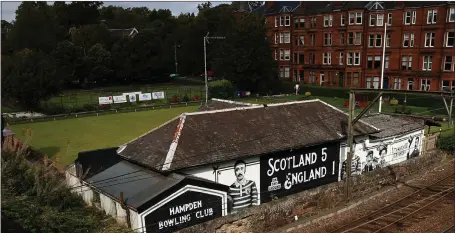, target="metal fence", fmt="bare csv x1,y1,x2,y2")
42,86,206,109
